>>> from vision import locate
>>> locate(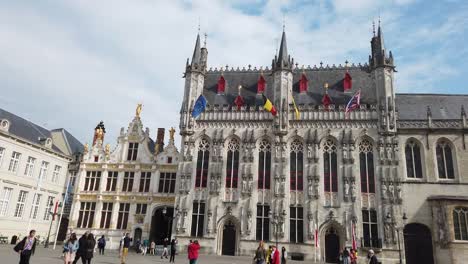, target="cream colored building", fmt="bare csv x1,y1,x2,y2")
0,108,82,243
69,108,180,249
